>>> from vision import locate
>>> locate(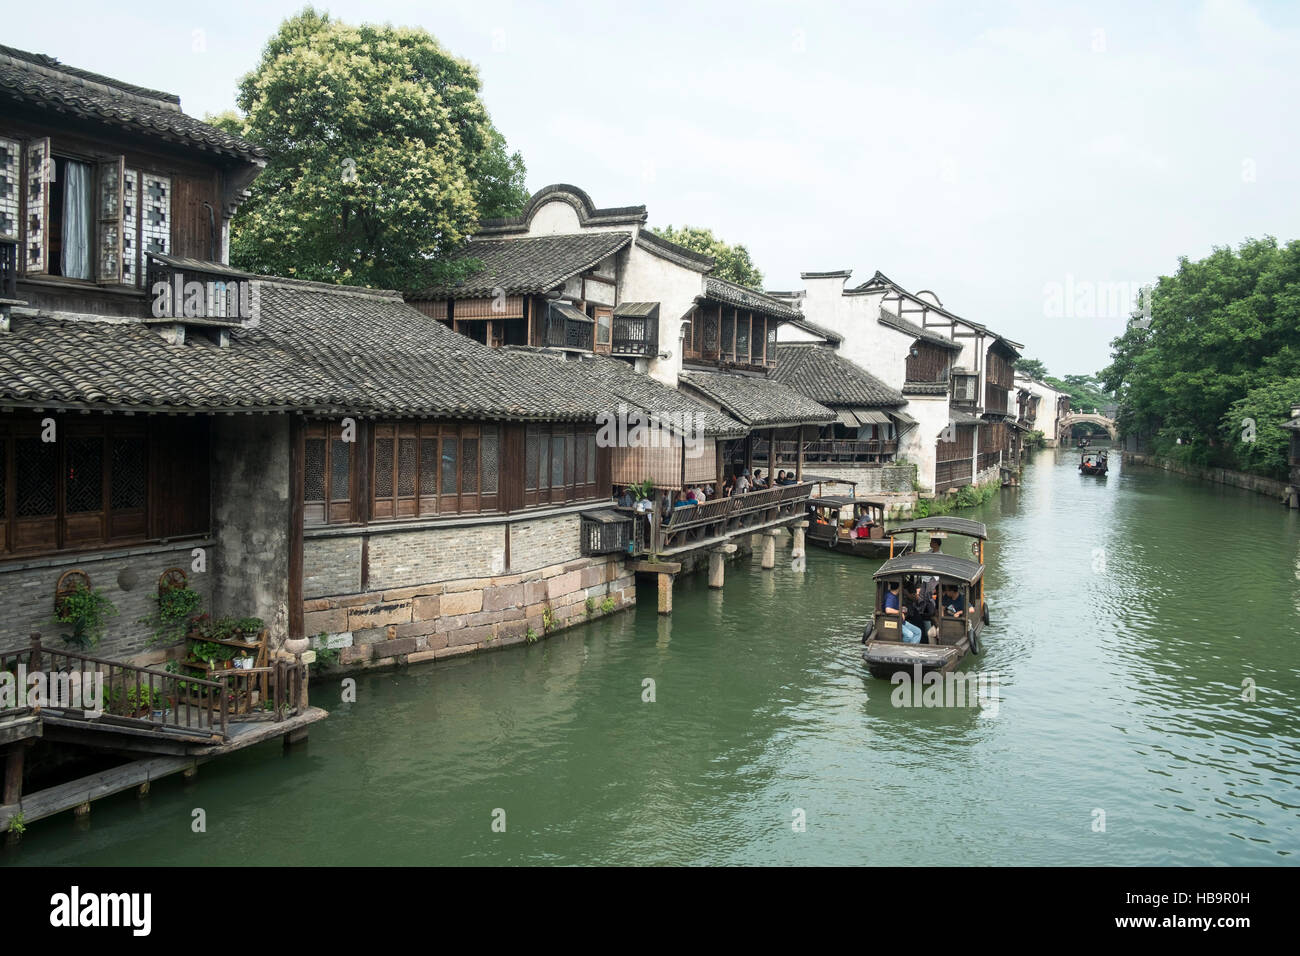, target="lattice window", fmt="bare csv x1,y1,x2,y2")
721,310,734,359
461,438,478,494
397,437,418,498
574,432,586,490
440,437,458,494
481,427,498,494
25,138,50,273
0,137,19,239
551,433,565,488
374,438,394,498
331,438,351,499
304,438,326,502
526,427,539,490
65,437,104,513
538,434,550,490
16,438,57,516
704,309,718,351
121,168,140,286
564,430,575,486
586,434,596,484
97,159,123,283
140,173,170,258
420,438,438,495
109,435,146,509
